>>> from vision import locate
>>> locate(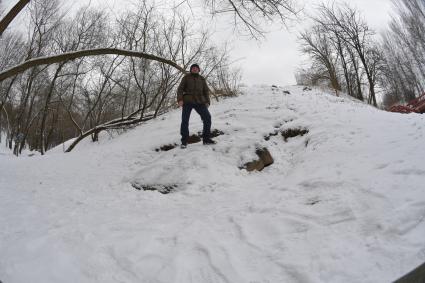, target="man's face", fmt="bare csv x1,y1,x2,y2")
191,66,200,74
